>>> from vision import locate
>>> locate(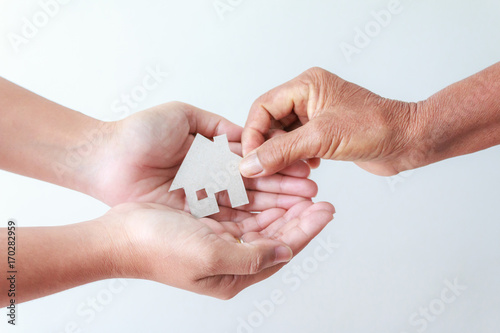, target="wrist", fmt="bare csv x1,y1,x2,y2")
55,118,117,198
382,99,430,173
398,63,500,171
93,206,156,280
400,97,451,171
83,217,137,280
